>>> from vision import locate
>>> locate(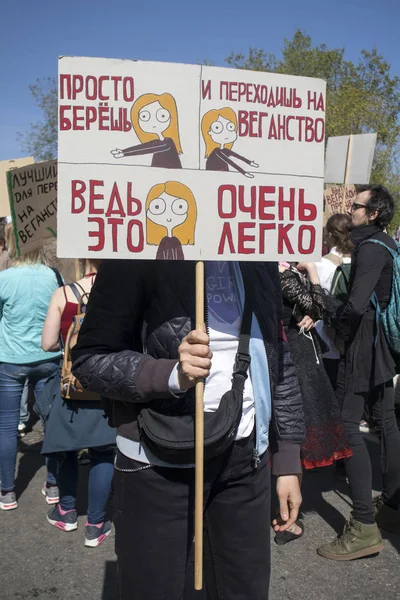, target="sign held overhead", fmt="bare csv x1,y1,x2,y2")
58,57,326,261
